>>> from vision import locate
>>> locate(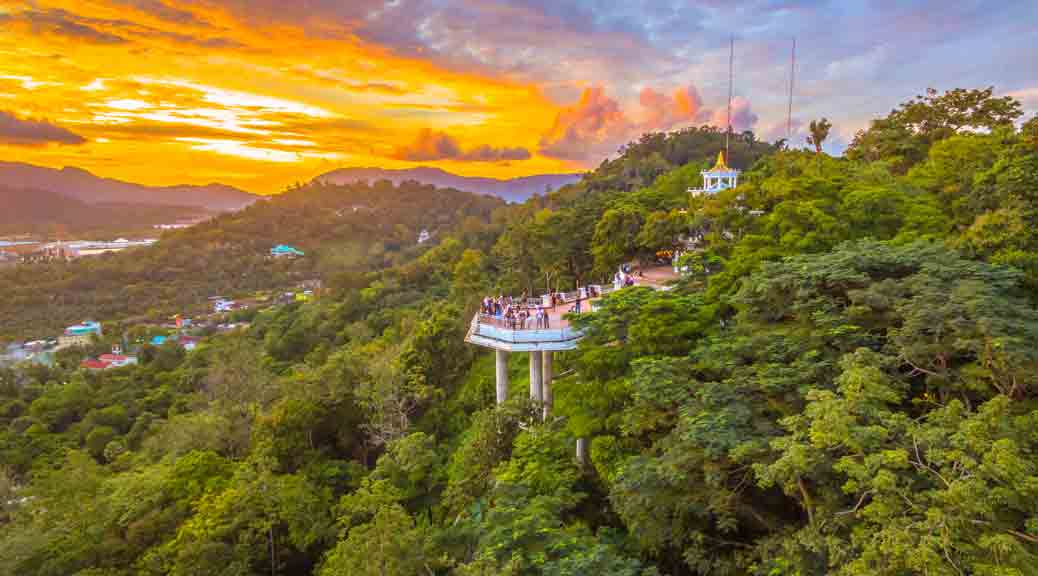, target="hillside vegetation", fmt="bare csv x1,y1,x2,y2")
0,181,503,341
2,89,1038,576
